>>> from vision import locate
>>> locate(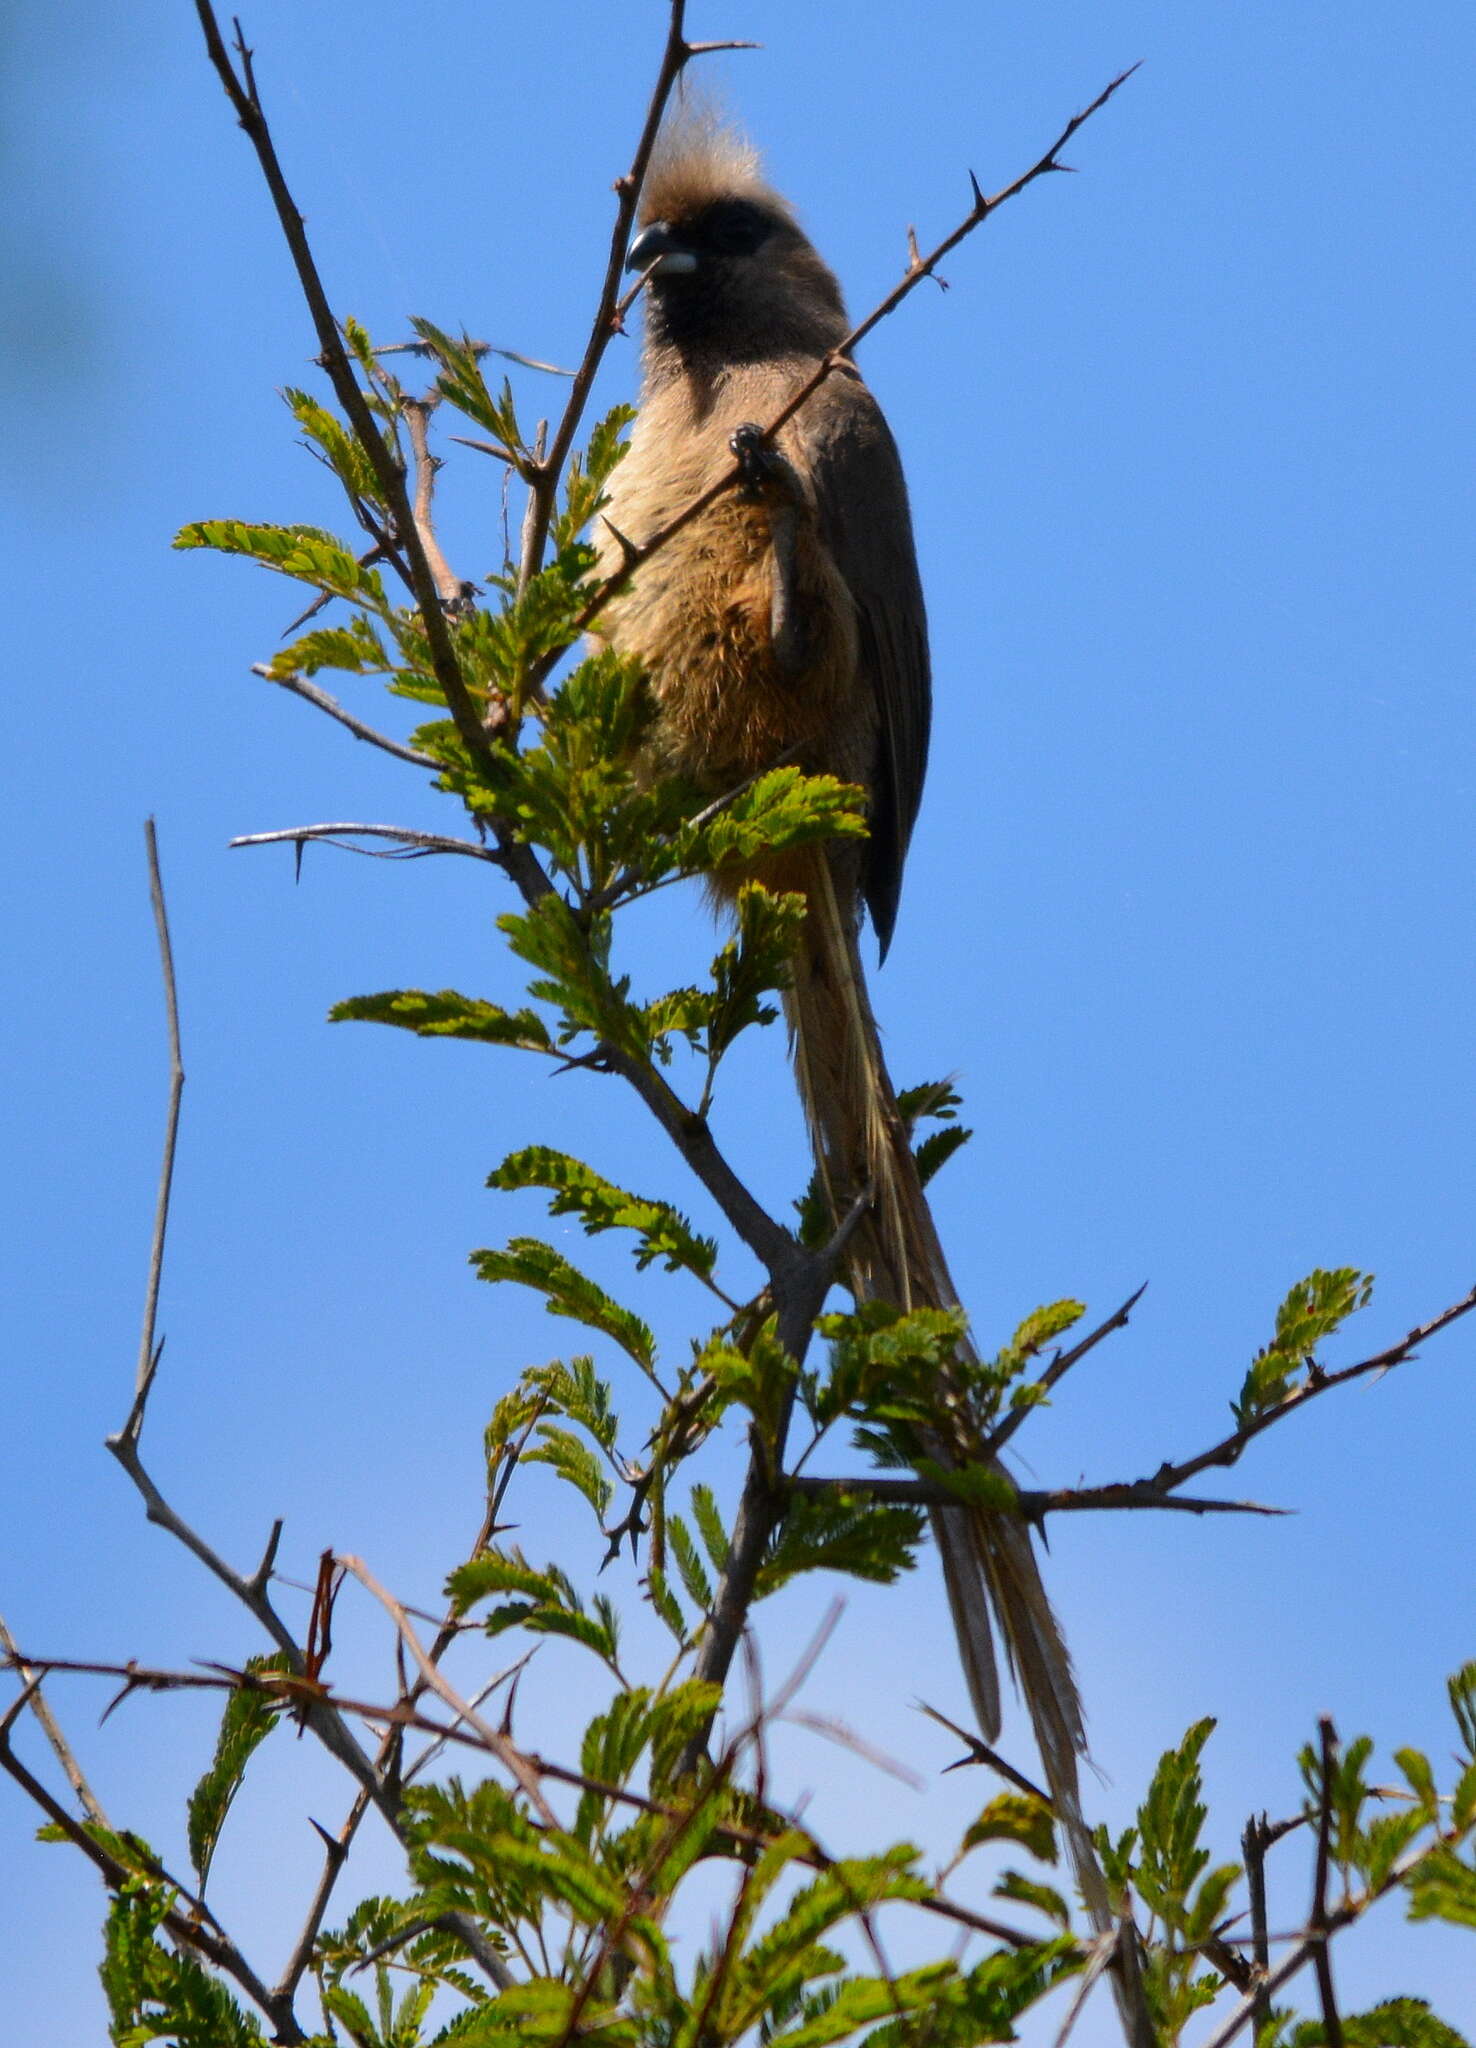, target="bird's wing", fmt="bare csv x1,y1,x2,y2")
801,367,932,956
